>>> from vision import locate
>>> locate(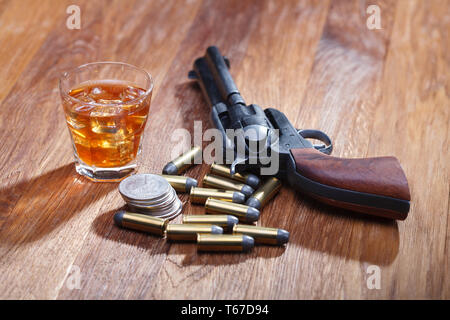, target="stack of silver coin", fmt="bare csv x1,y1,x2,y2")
119,174,182,219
